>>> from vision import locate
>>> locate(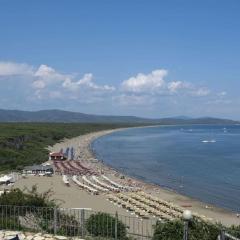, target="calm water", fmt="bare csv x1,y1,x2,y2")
92,125,240,212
